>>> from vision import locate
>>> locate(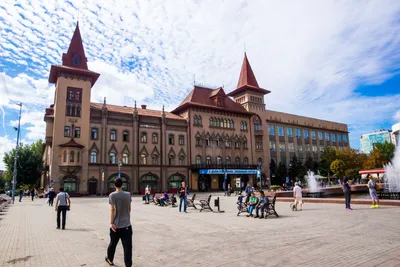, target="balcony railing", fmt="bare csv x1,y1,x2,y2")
254,130,264,136
191,164,258,170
